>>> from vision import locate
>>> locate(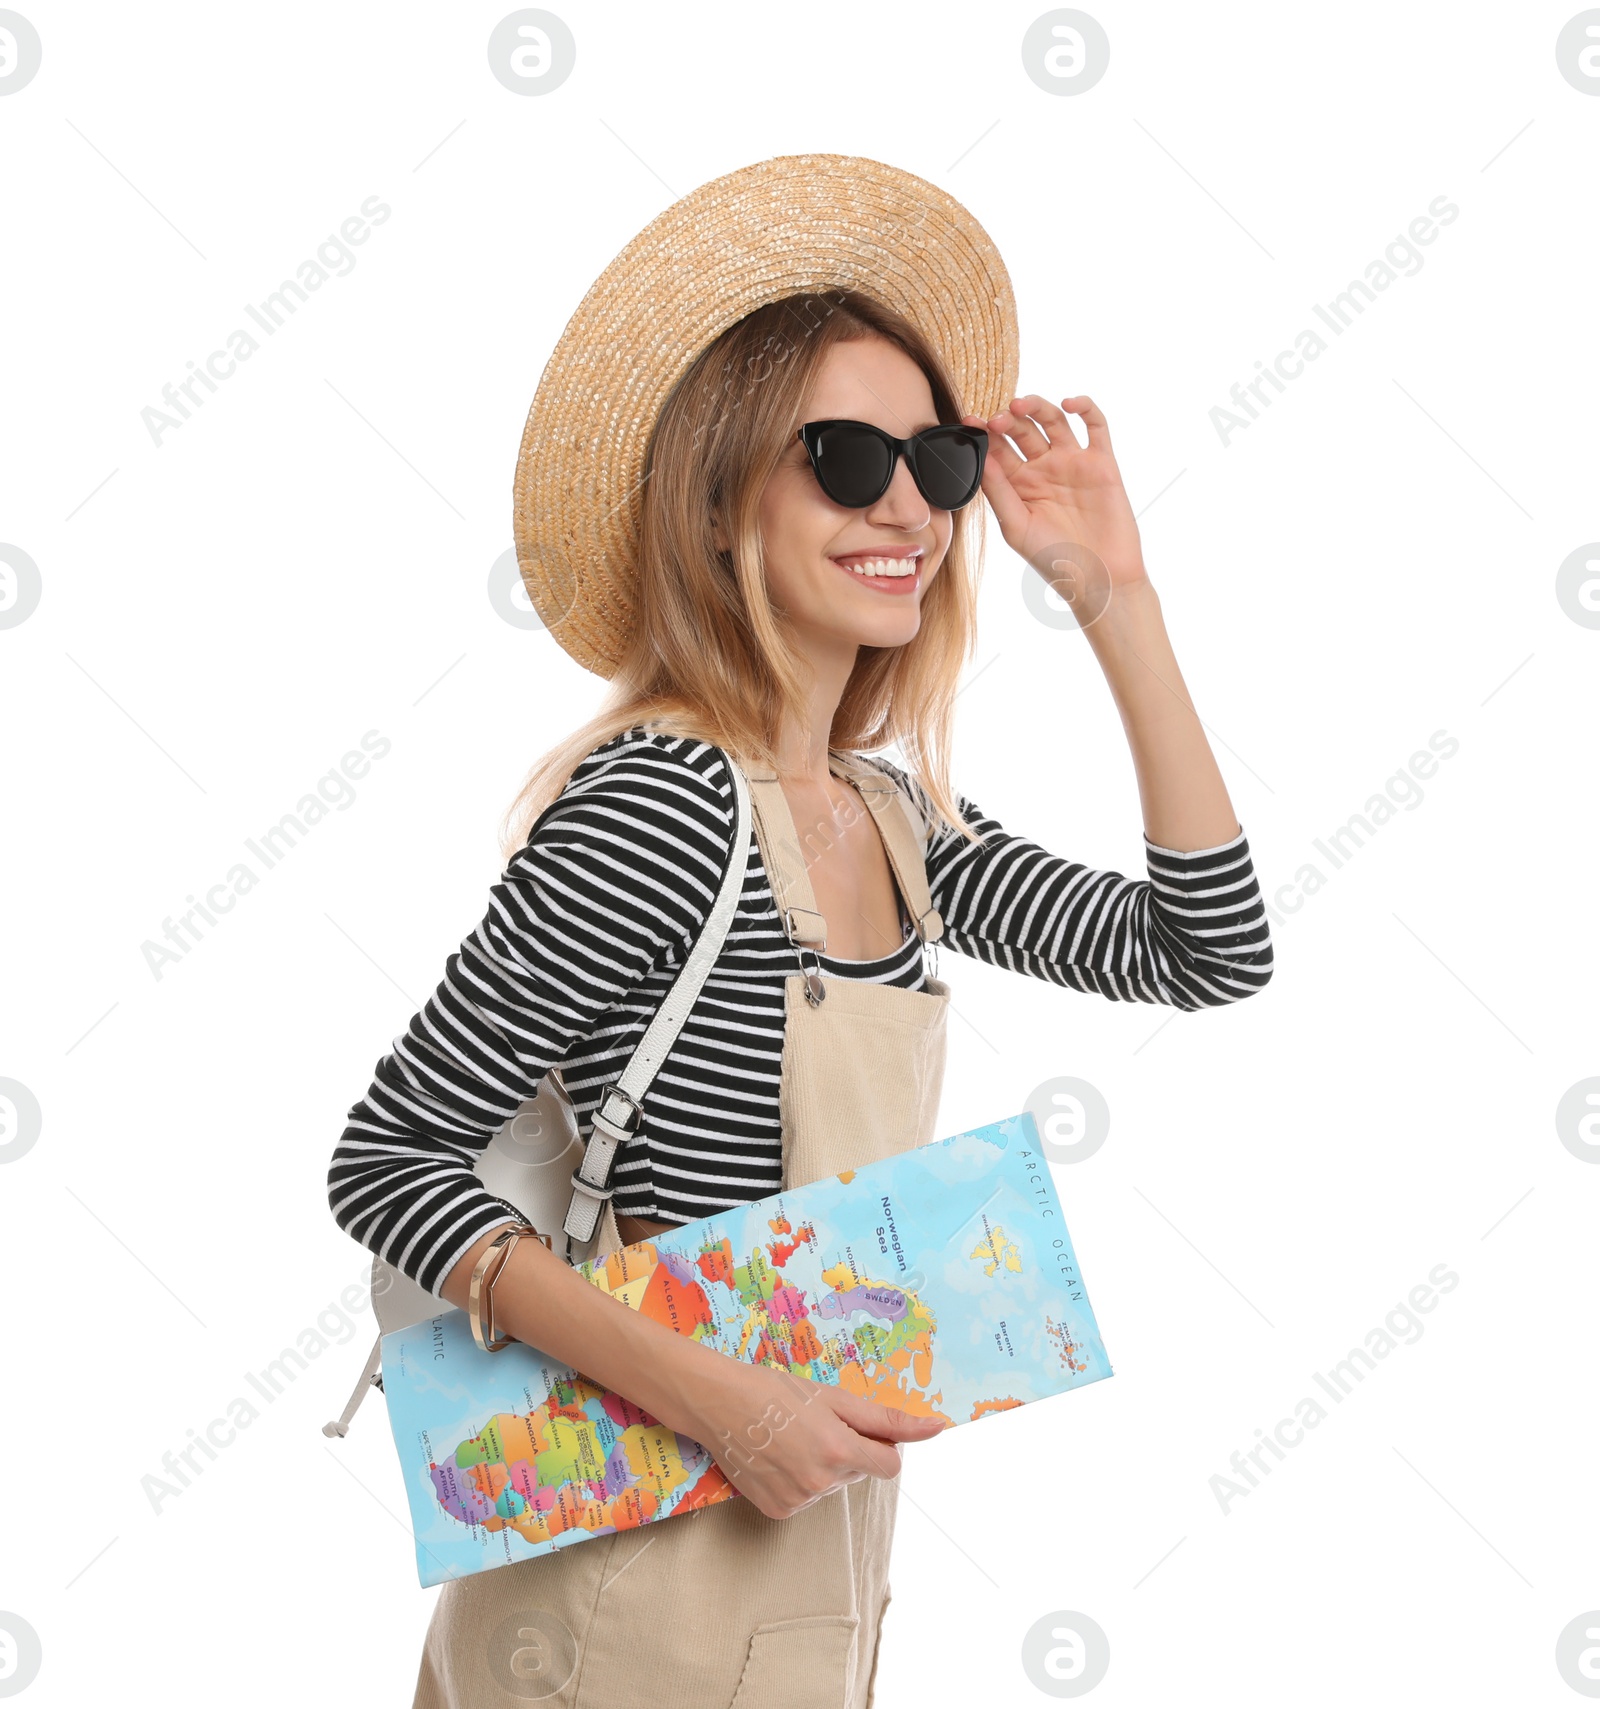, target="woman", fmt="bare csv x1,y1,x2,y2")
328,155,1272,1707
